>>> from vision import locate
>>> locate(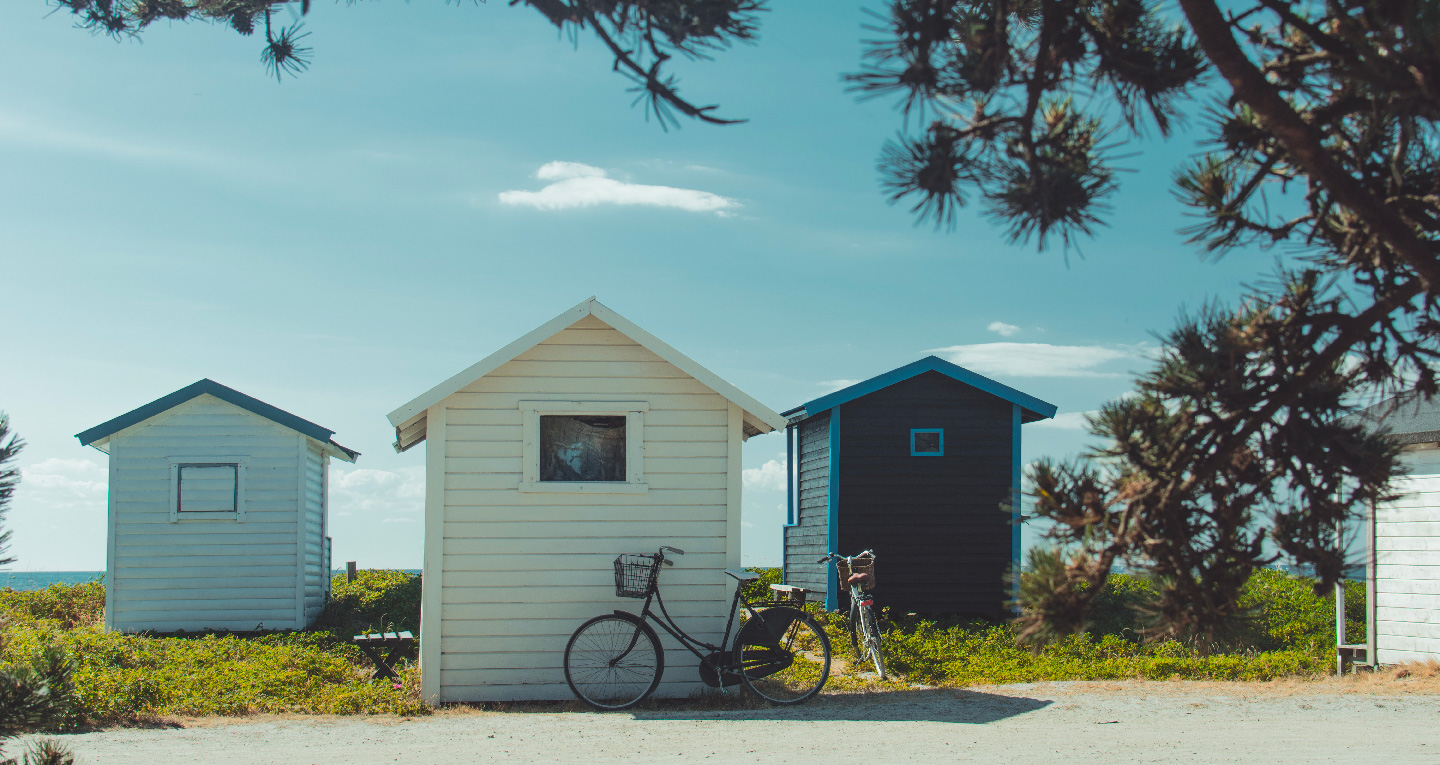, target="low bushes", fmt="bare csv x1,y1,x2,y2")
0,573,427,727
0,565,1367,727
